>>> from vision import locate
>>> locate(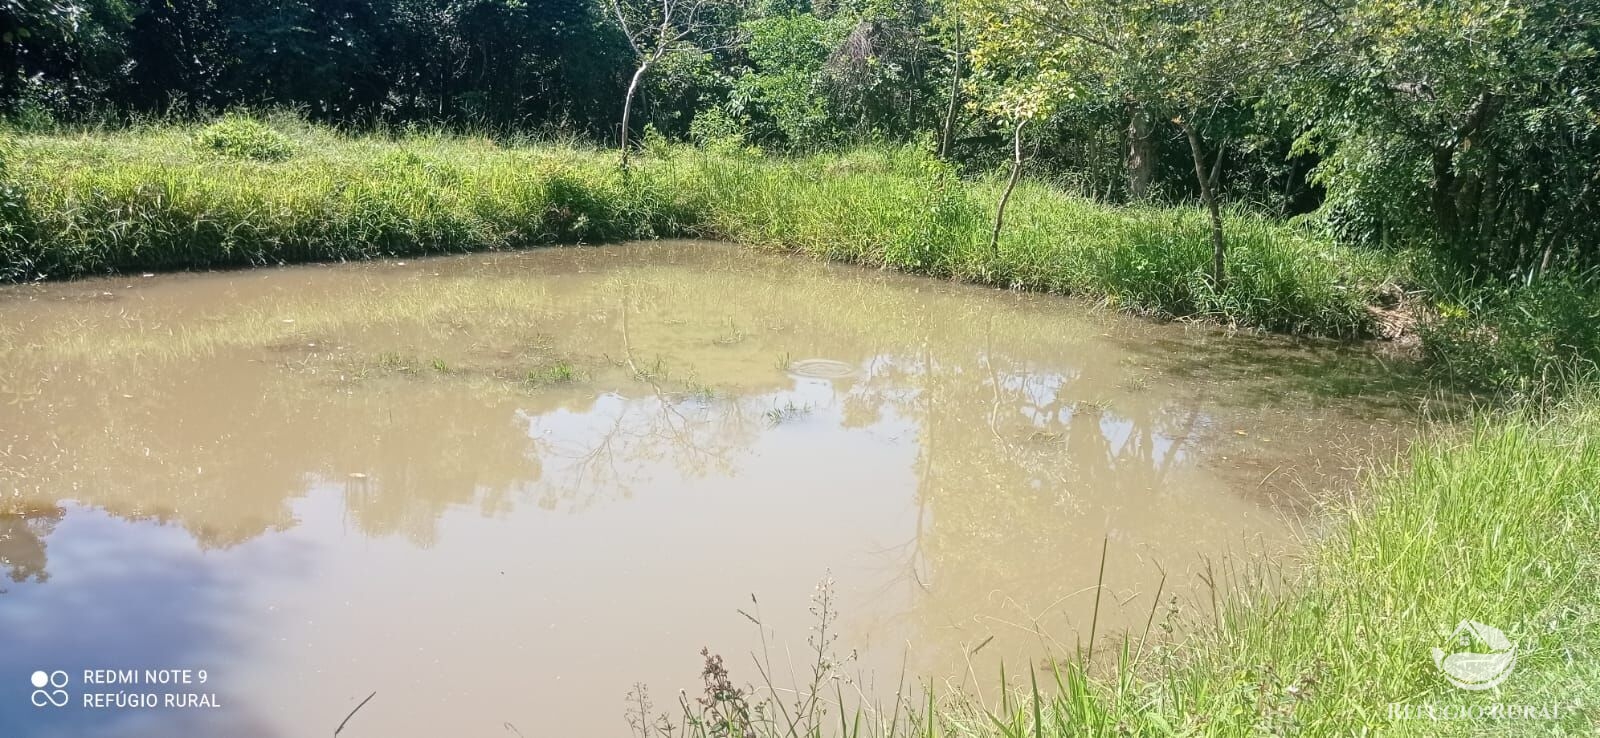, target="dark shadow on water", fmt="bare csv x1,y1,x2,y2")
1114,331,1475,423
